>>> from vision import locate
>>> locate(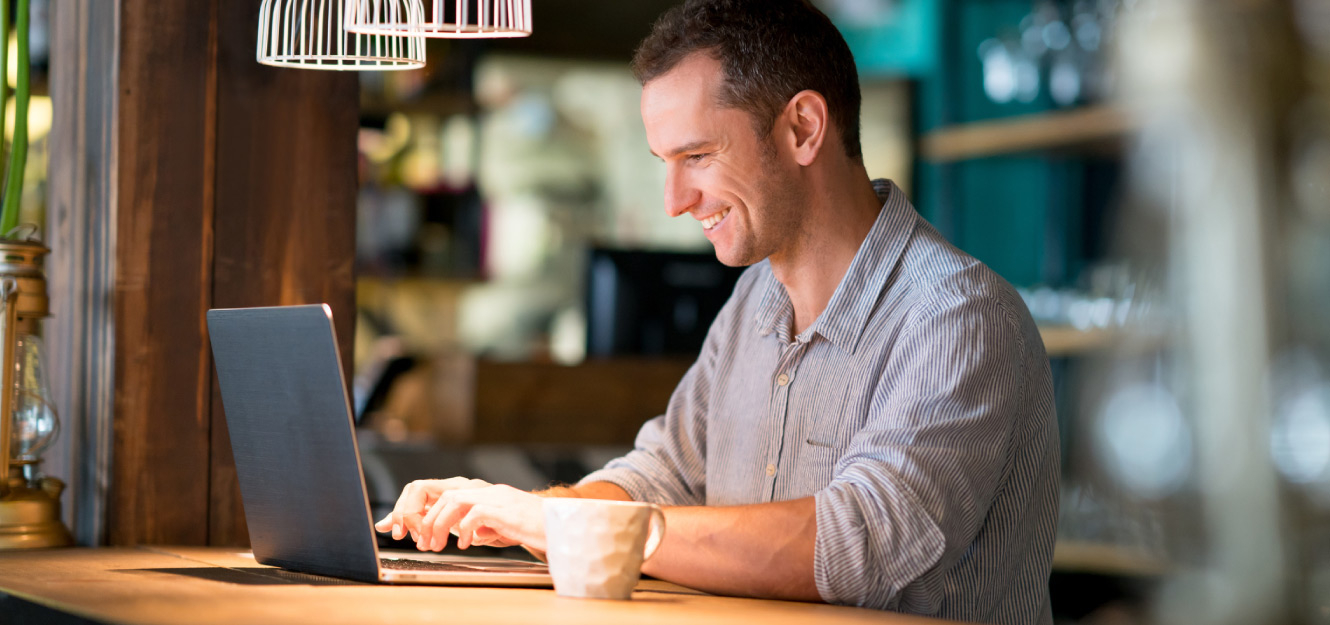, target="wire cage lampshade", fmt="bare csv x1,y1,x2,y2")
345,0,533,39
257,0,427,71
